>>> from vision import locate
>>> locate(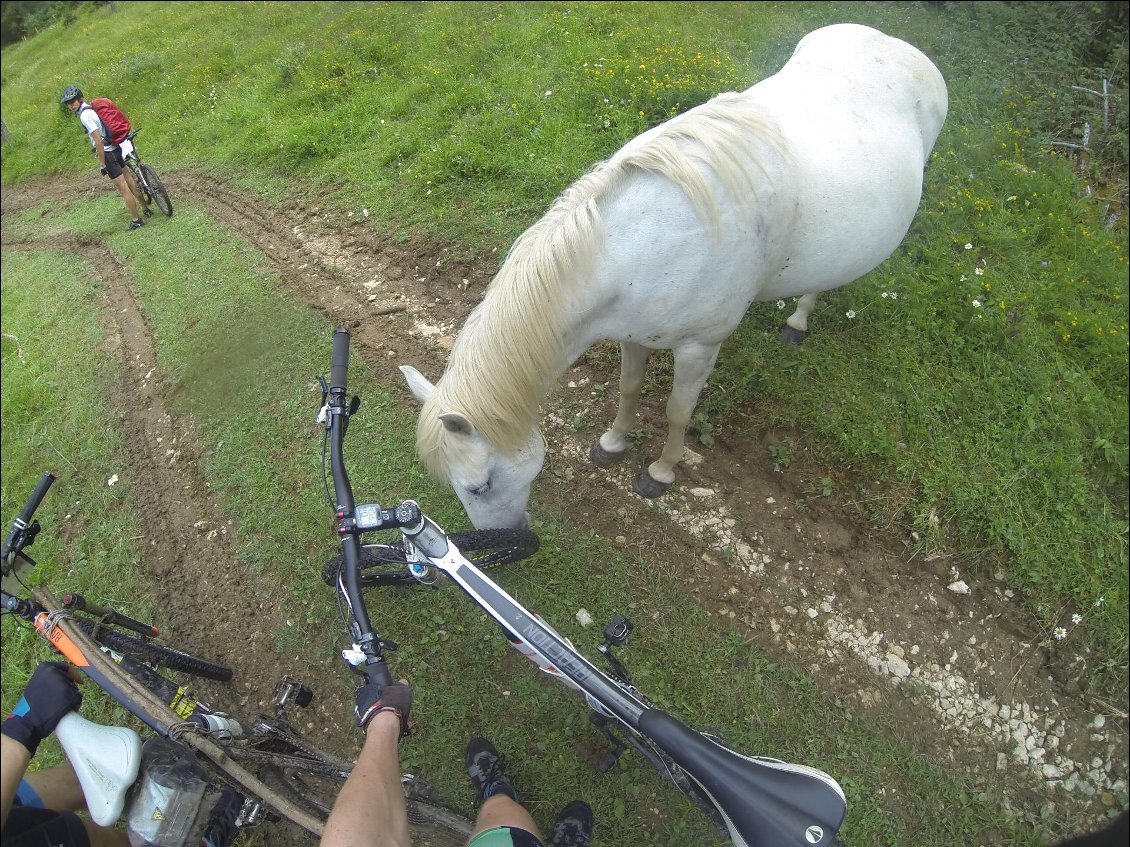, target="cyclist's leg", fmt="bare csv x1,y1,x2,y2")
121,159,150,214
20,761,86,811
469,799,543,843
4,803,128,847
104,148,141,223
466,738,542,842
